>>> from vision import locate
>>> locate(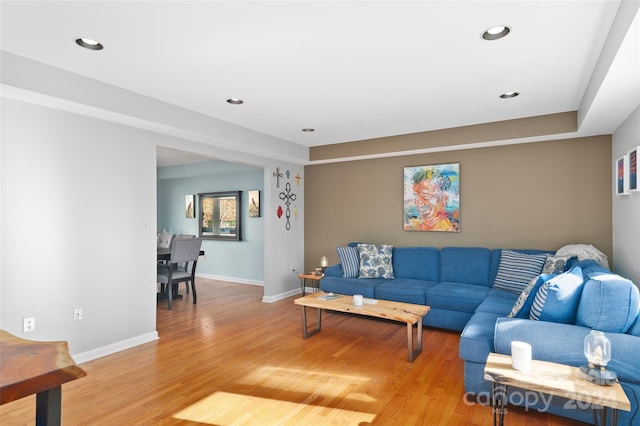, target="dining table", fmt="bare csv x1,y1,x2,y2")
157,248,205,261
